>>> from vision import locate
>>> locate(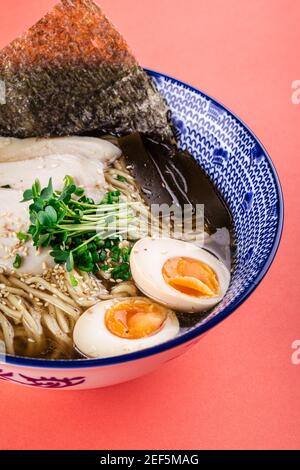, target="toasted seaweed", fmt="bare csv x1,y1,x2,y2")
0,0,174,144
